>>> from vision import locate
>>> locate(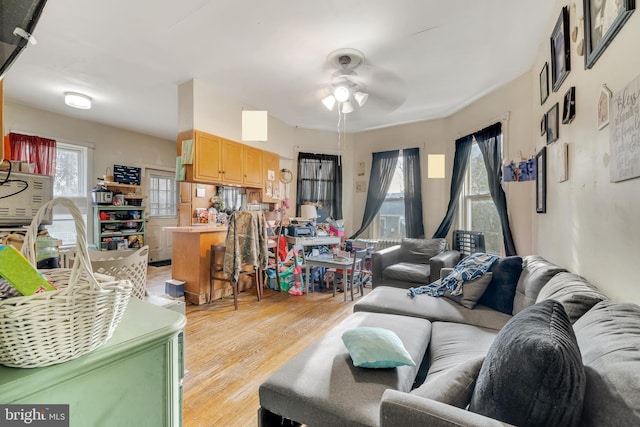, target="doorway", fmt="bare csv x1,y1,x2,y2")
145,168,177,262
